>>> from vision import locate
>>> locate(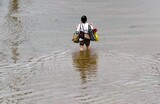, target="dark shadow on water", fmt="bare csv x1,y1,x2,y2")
0,0,27,63
8,0,20,63
72,50,98,84
0,1,33,103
